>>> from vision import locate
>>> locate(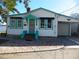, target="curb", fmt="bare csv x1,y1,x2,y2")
0,46,64,54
